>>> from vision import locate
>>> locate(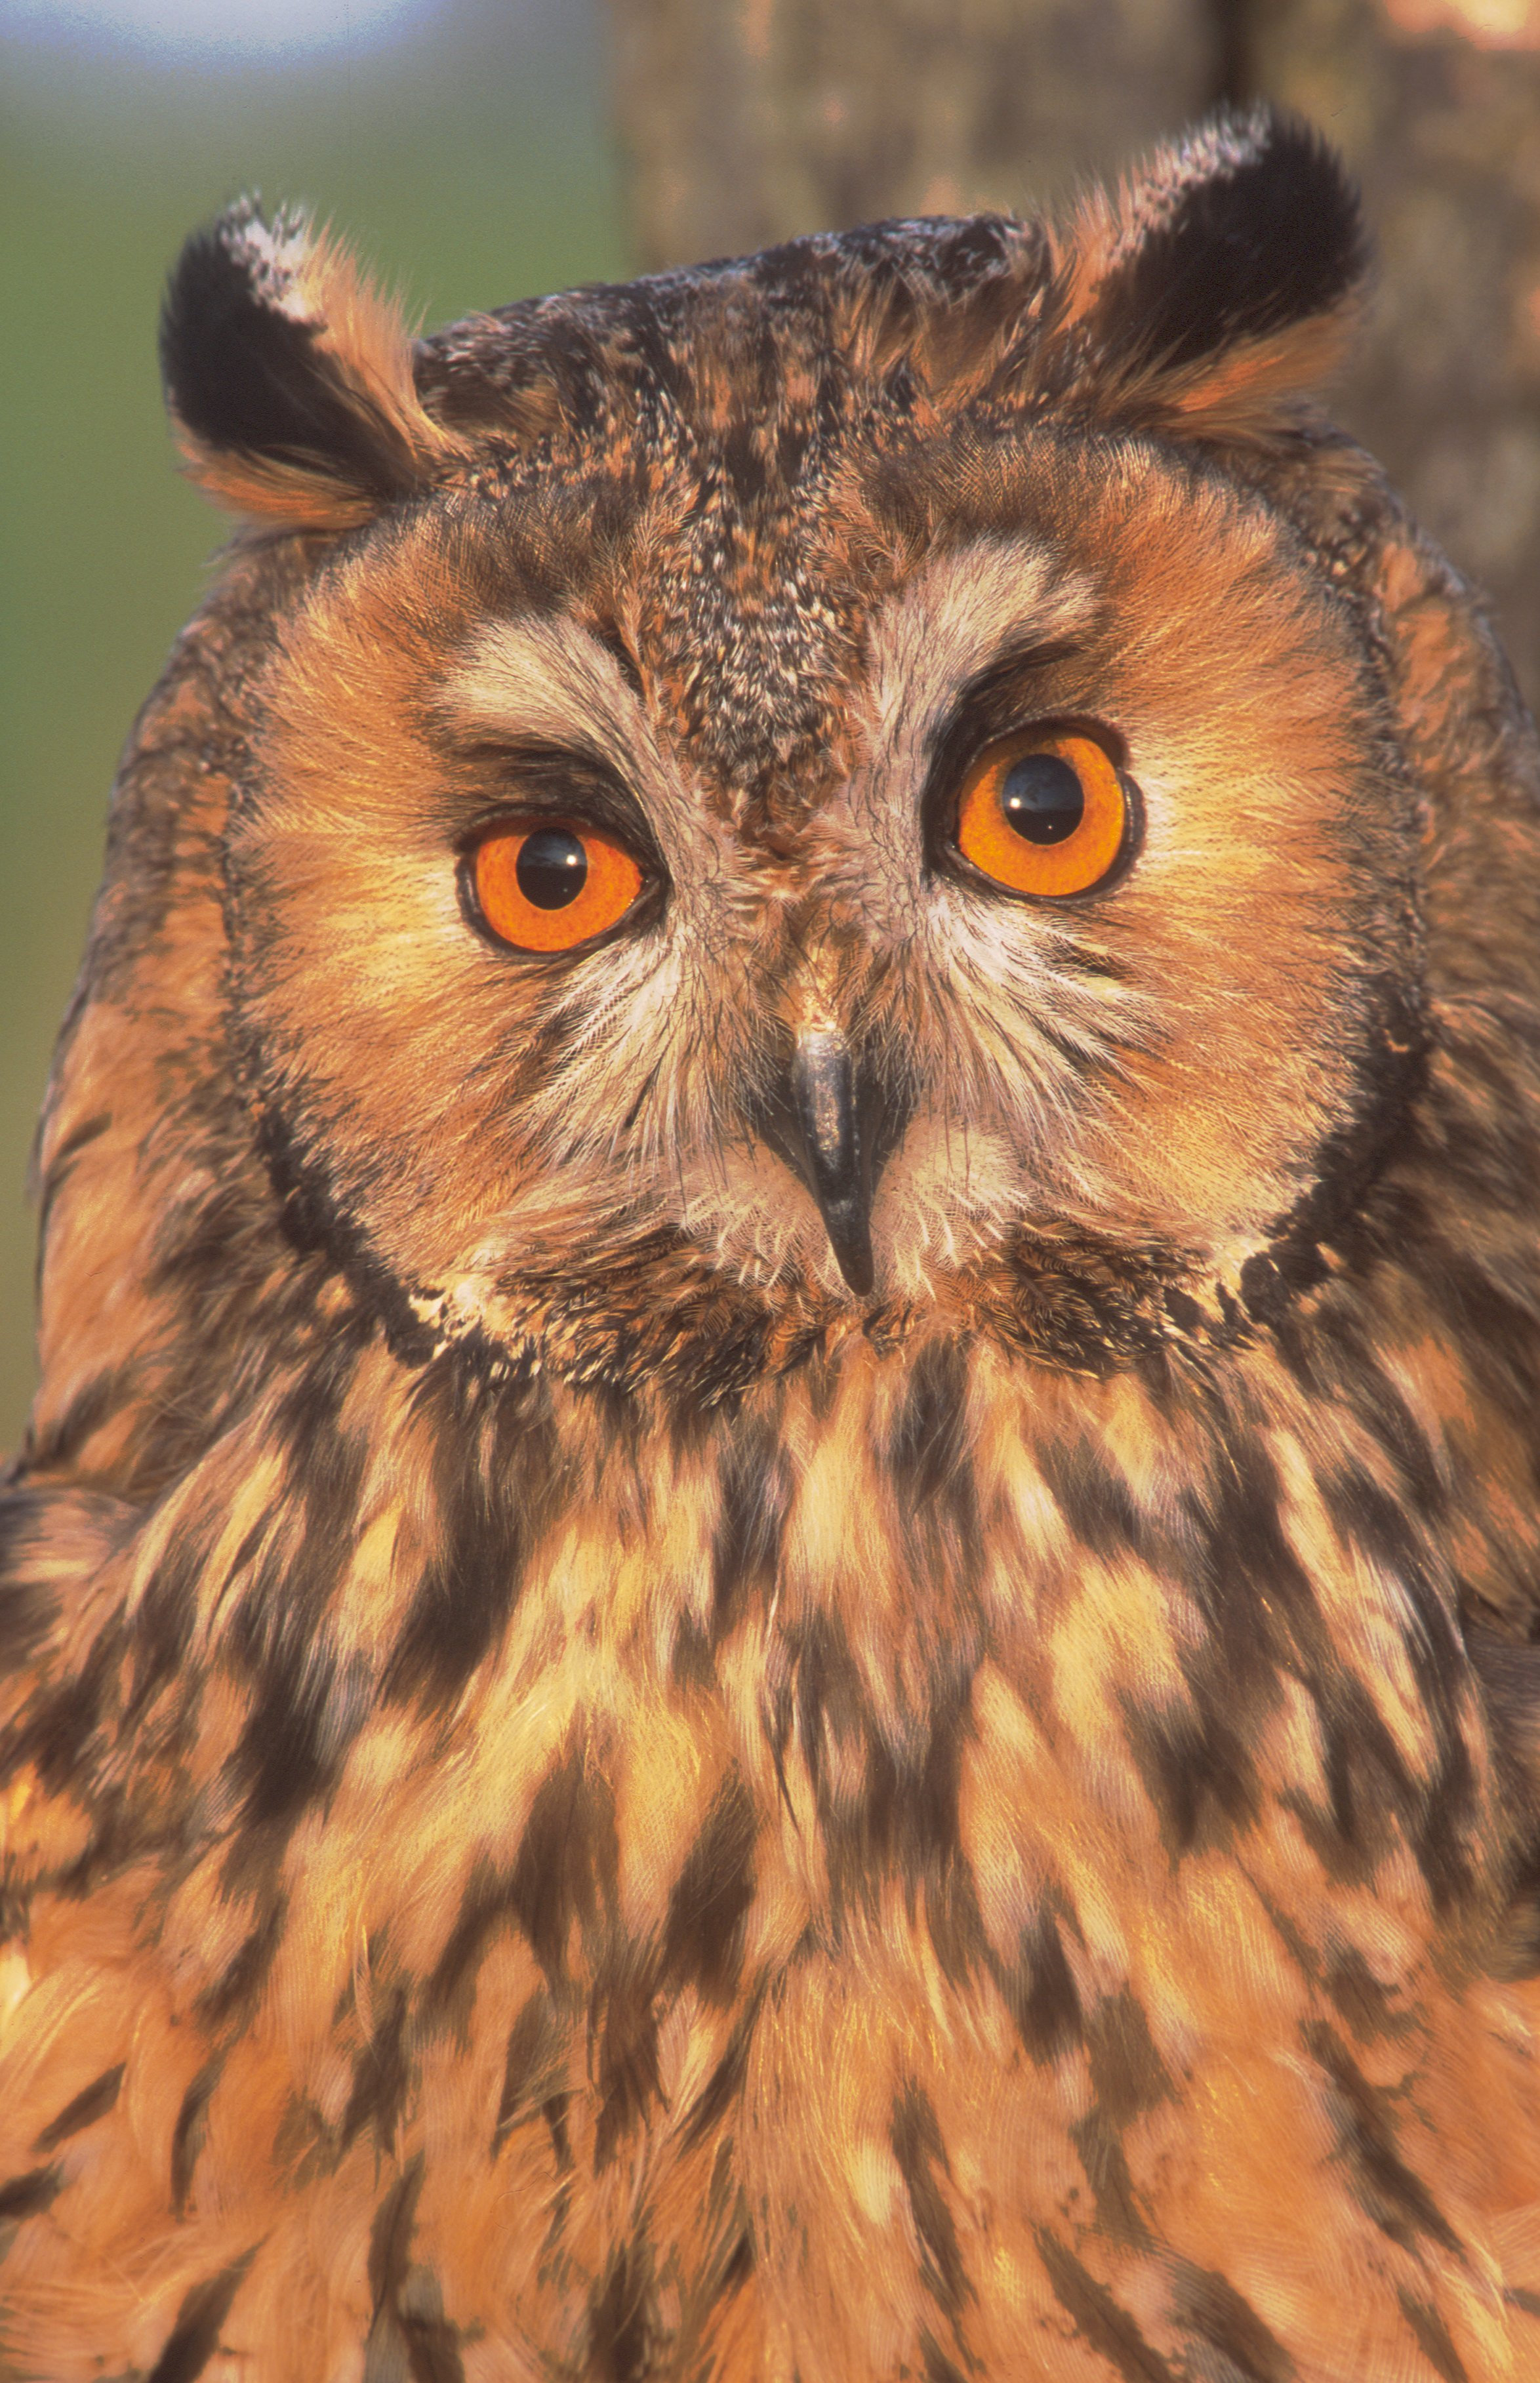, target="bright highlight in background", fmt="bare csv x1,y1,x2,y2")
0,0,432,56
1383,0,1540,43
